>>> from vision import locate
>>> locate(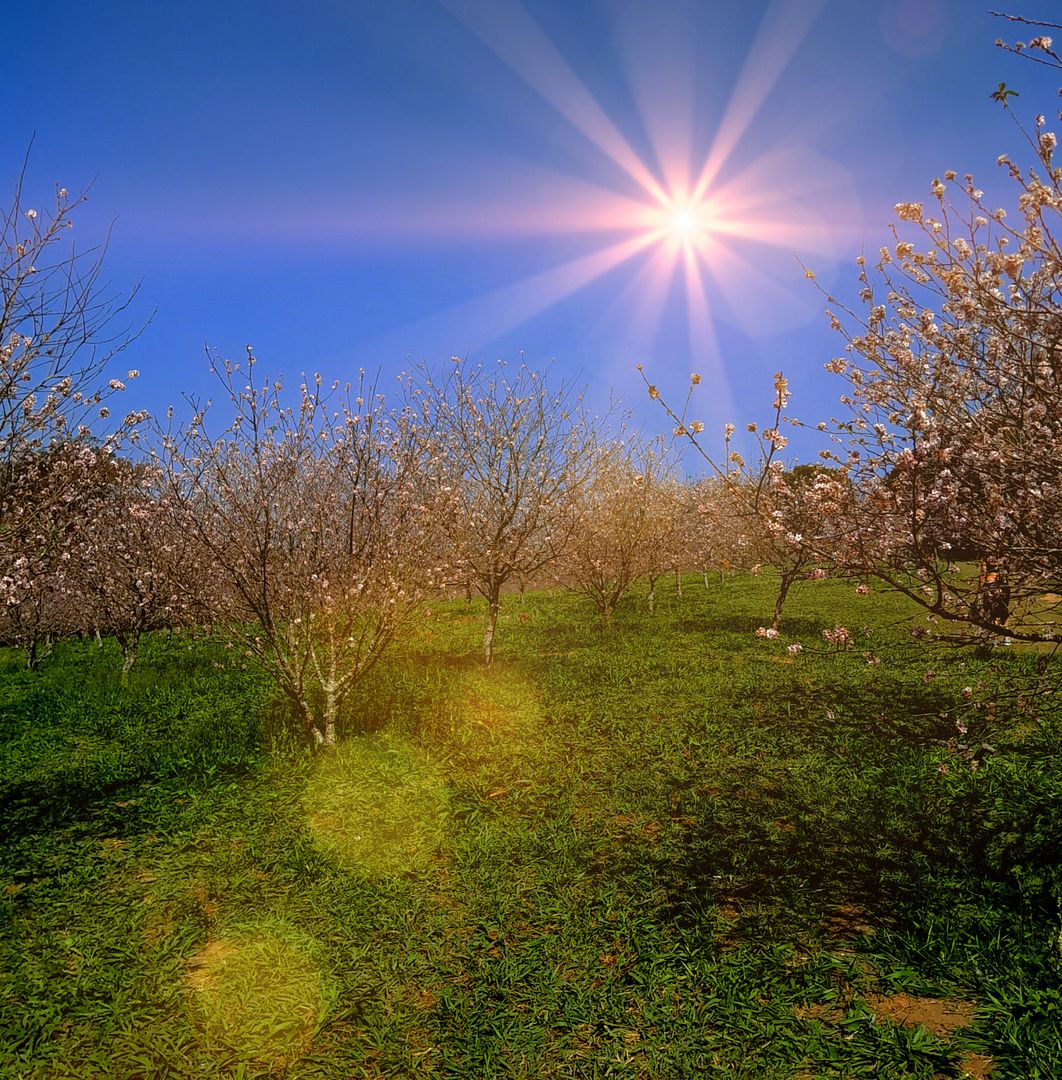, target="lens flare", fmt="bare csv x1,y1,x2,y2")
184,928,328,1069
656,193,717,247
